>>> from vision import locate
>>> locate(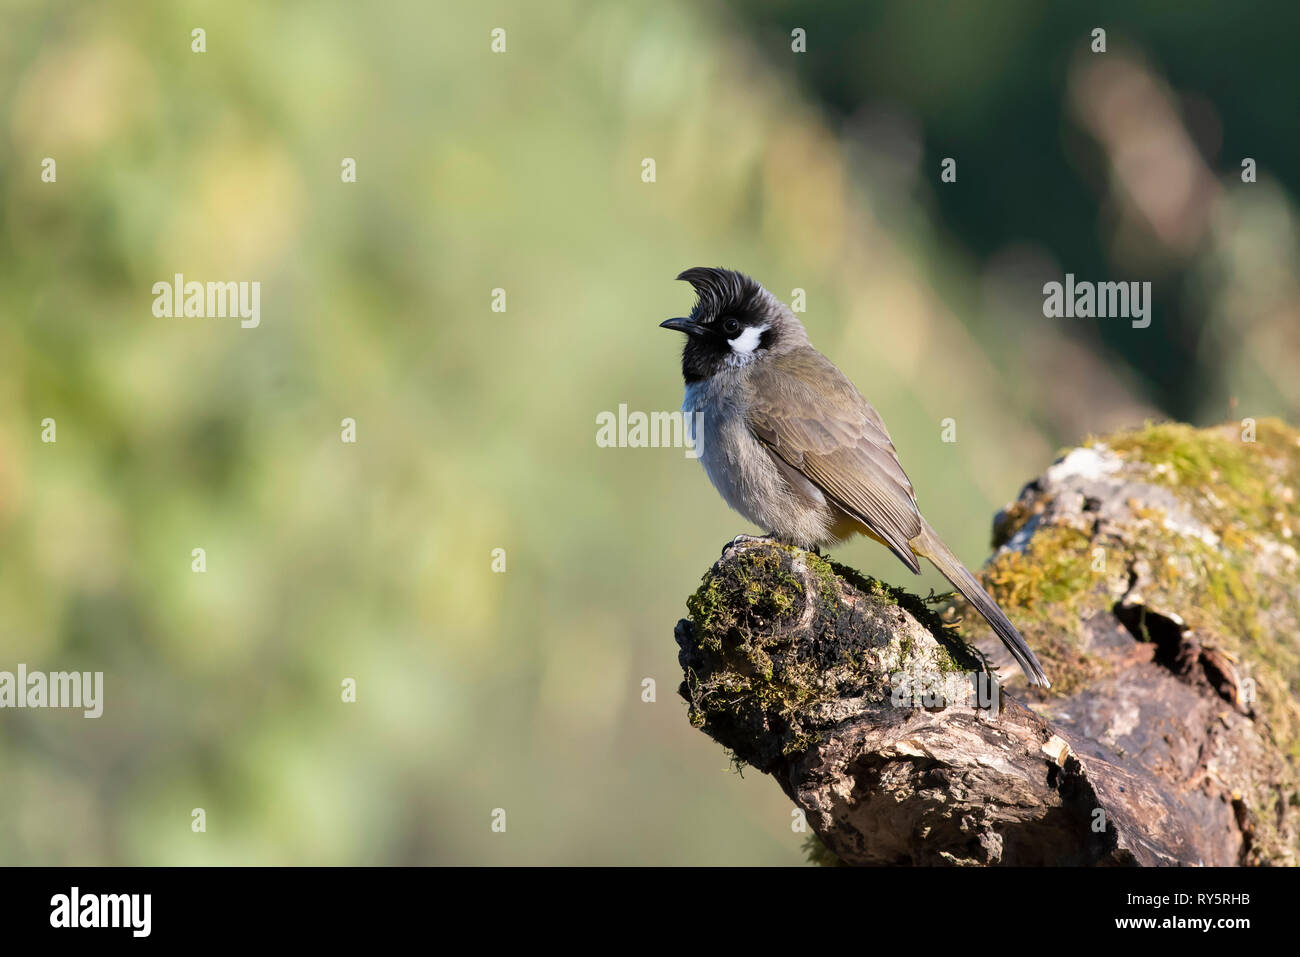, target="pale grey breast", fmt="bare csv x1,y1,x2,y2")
682,372,833,541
